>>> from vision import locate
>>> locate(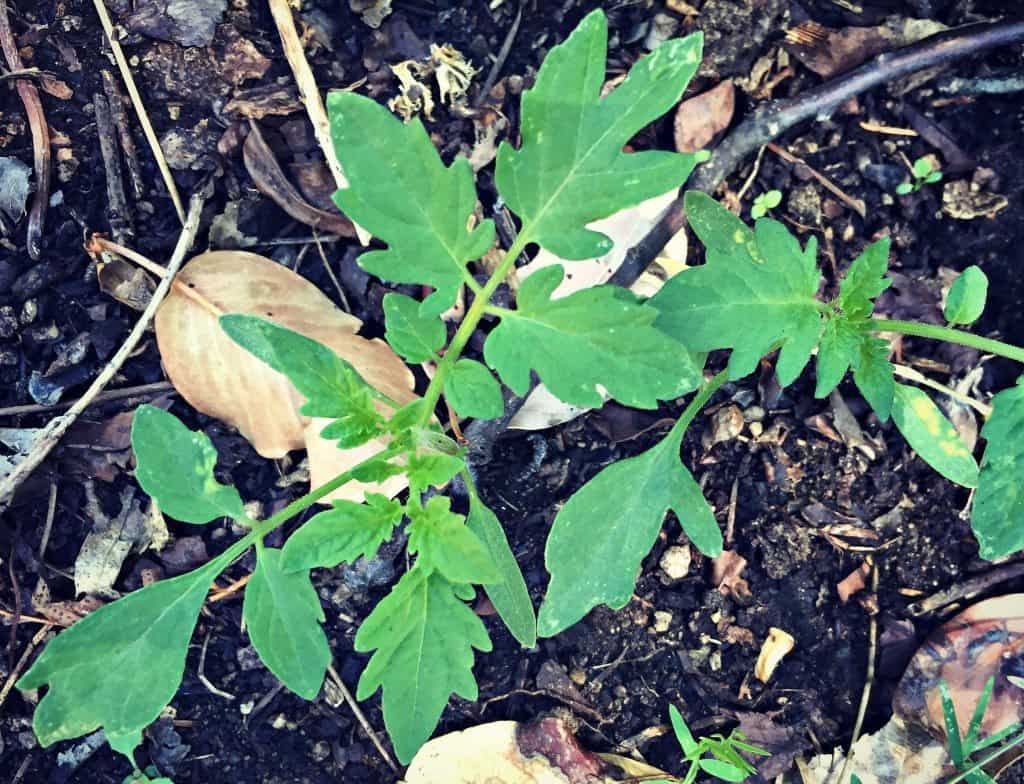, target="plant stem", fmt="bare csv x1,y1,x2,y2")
870,318,1024,364
416,231,532,424
669,369,729,439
